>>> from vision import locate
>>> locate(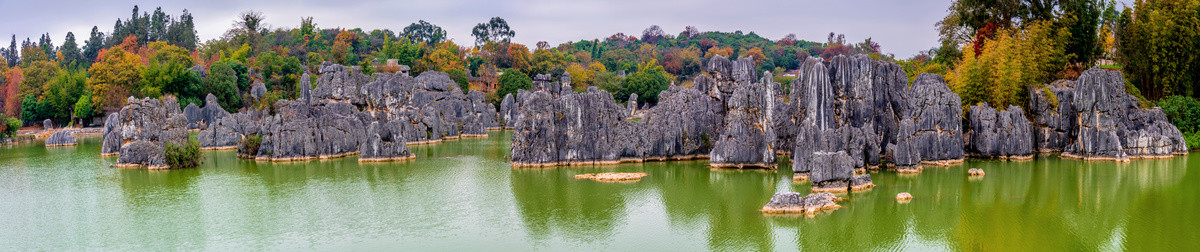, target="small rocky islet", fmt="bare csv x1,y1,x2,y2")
100,54,1188,216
